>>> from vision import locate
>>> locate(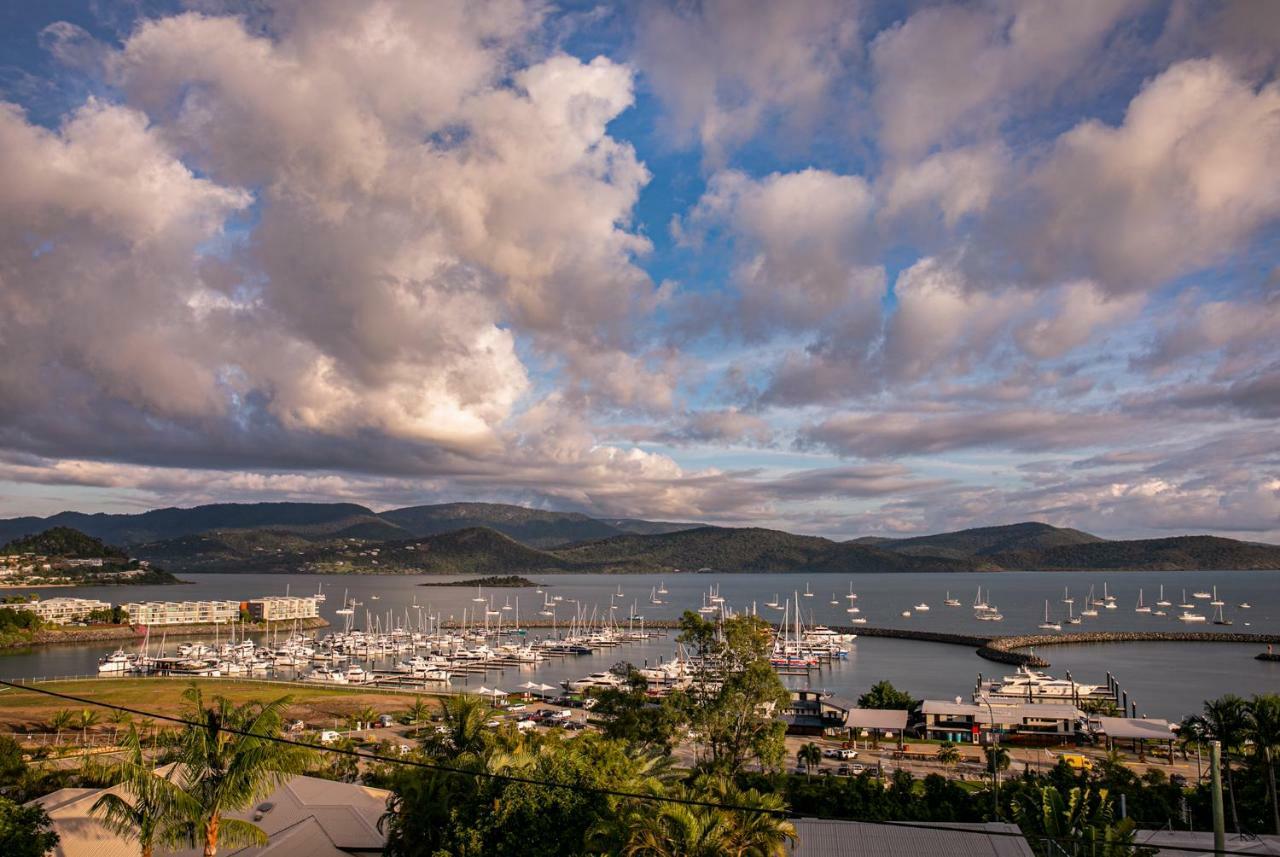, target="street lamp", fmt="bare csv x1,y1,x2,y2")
979,694,1000,819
